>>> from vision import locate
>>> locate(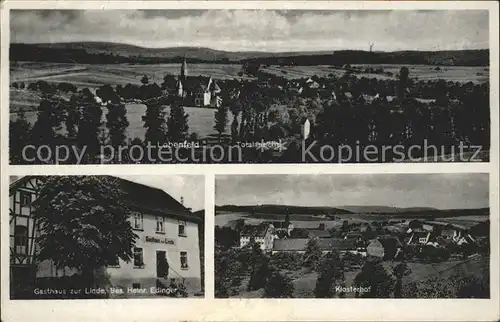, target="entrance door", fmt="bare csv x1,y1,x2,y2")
156,251,168,278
